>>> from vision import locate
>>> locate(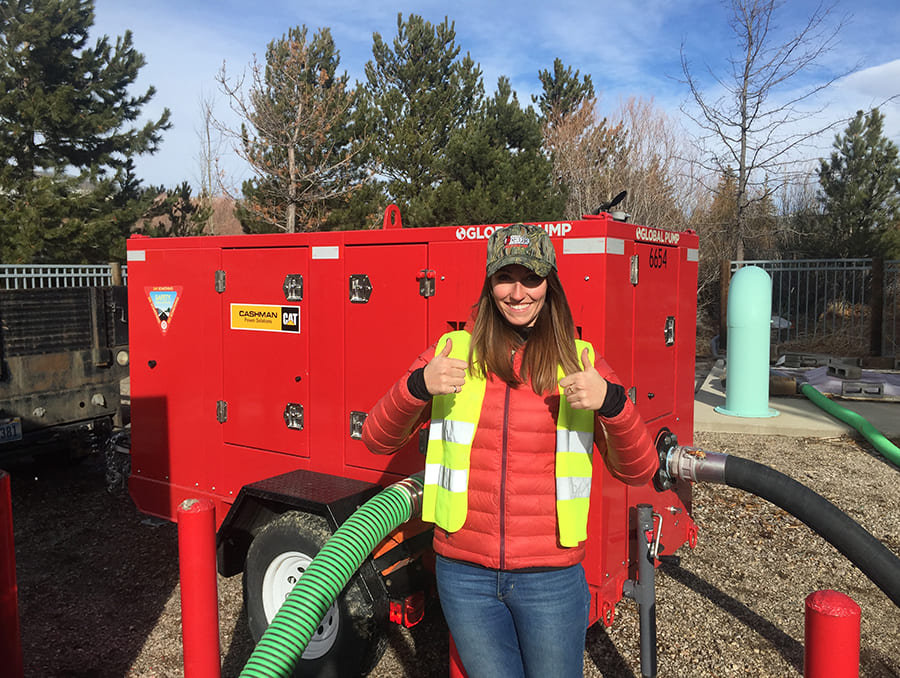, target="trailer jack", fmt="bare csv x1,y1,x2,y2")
623,504,659,678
